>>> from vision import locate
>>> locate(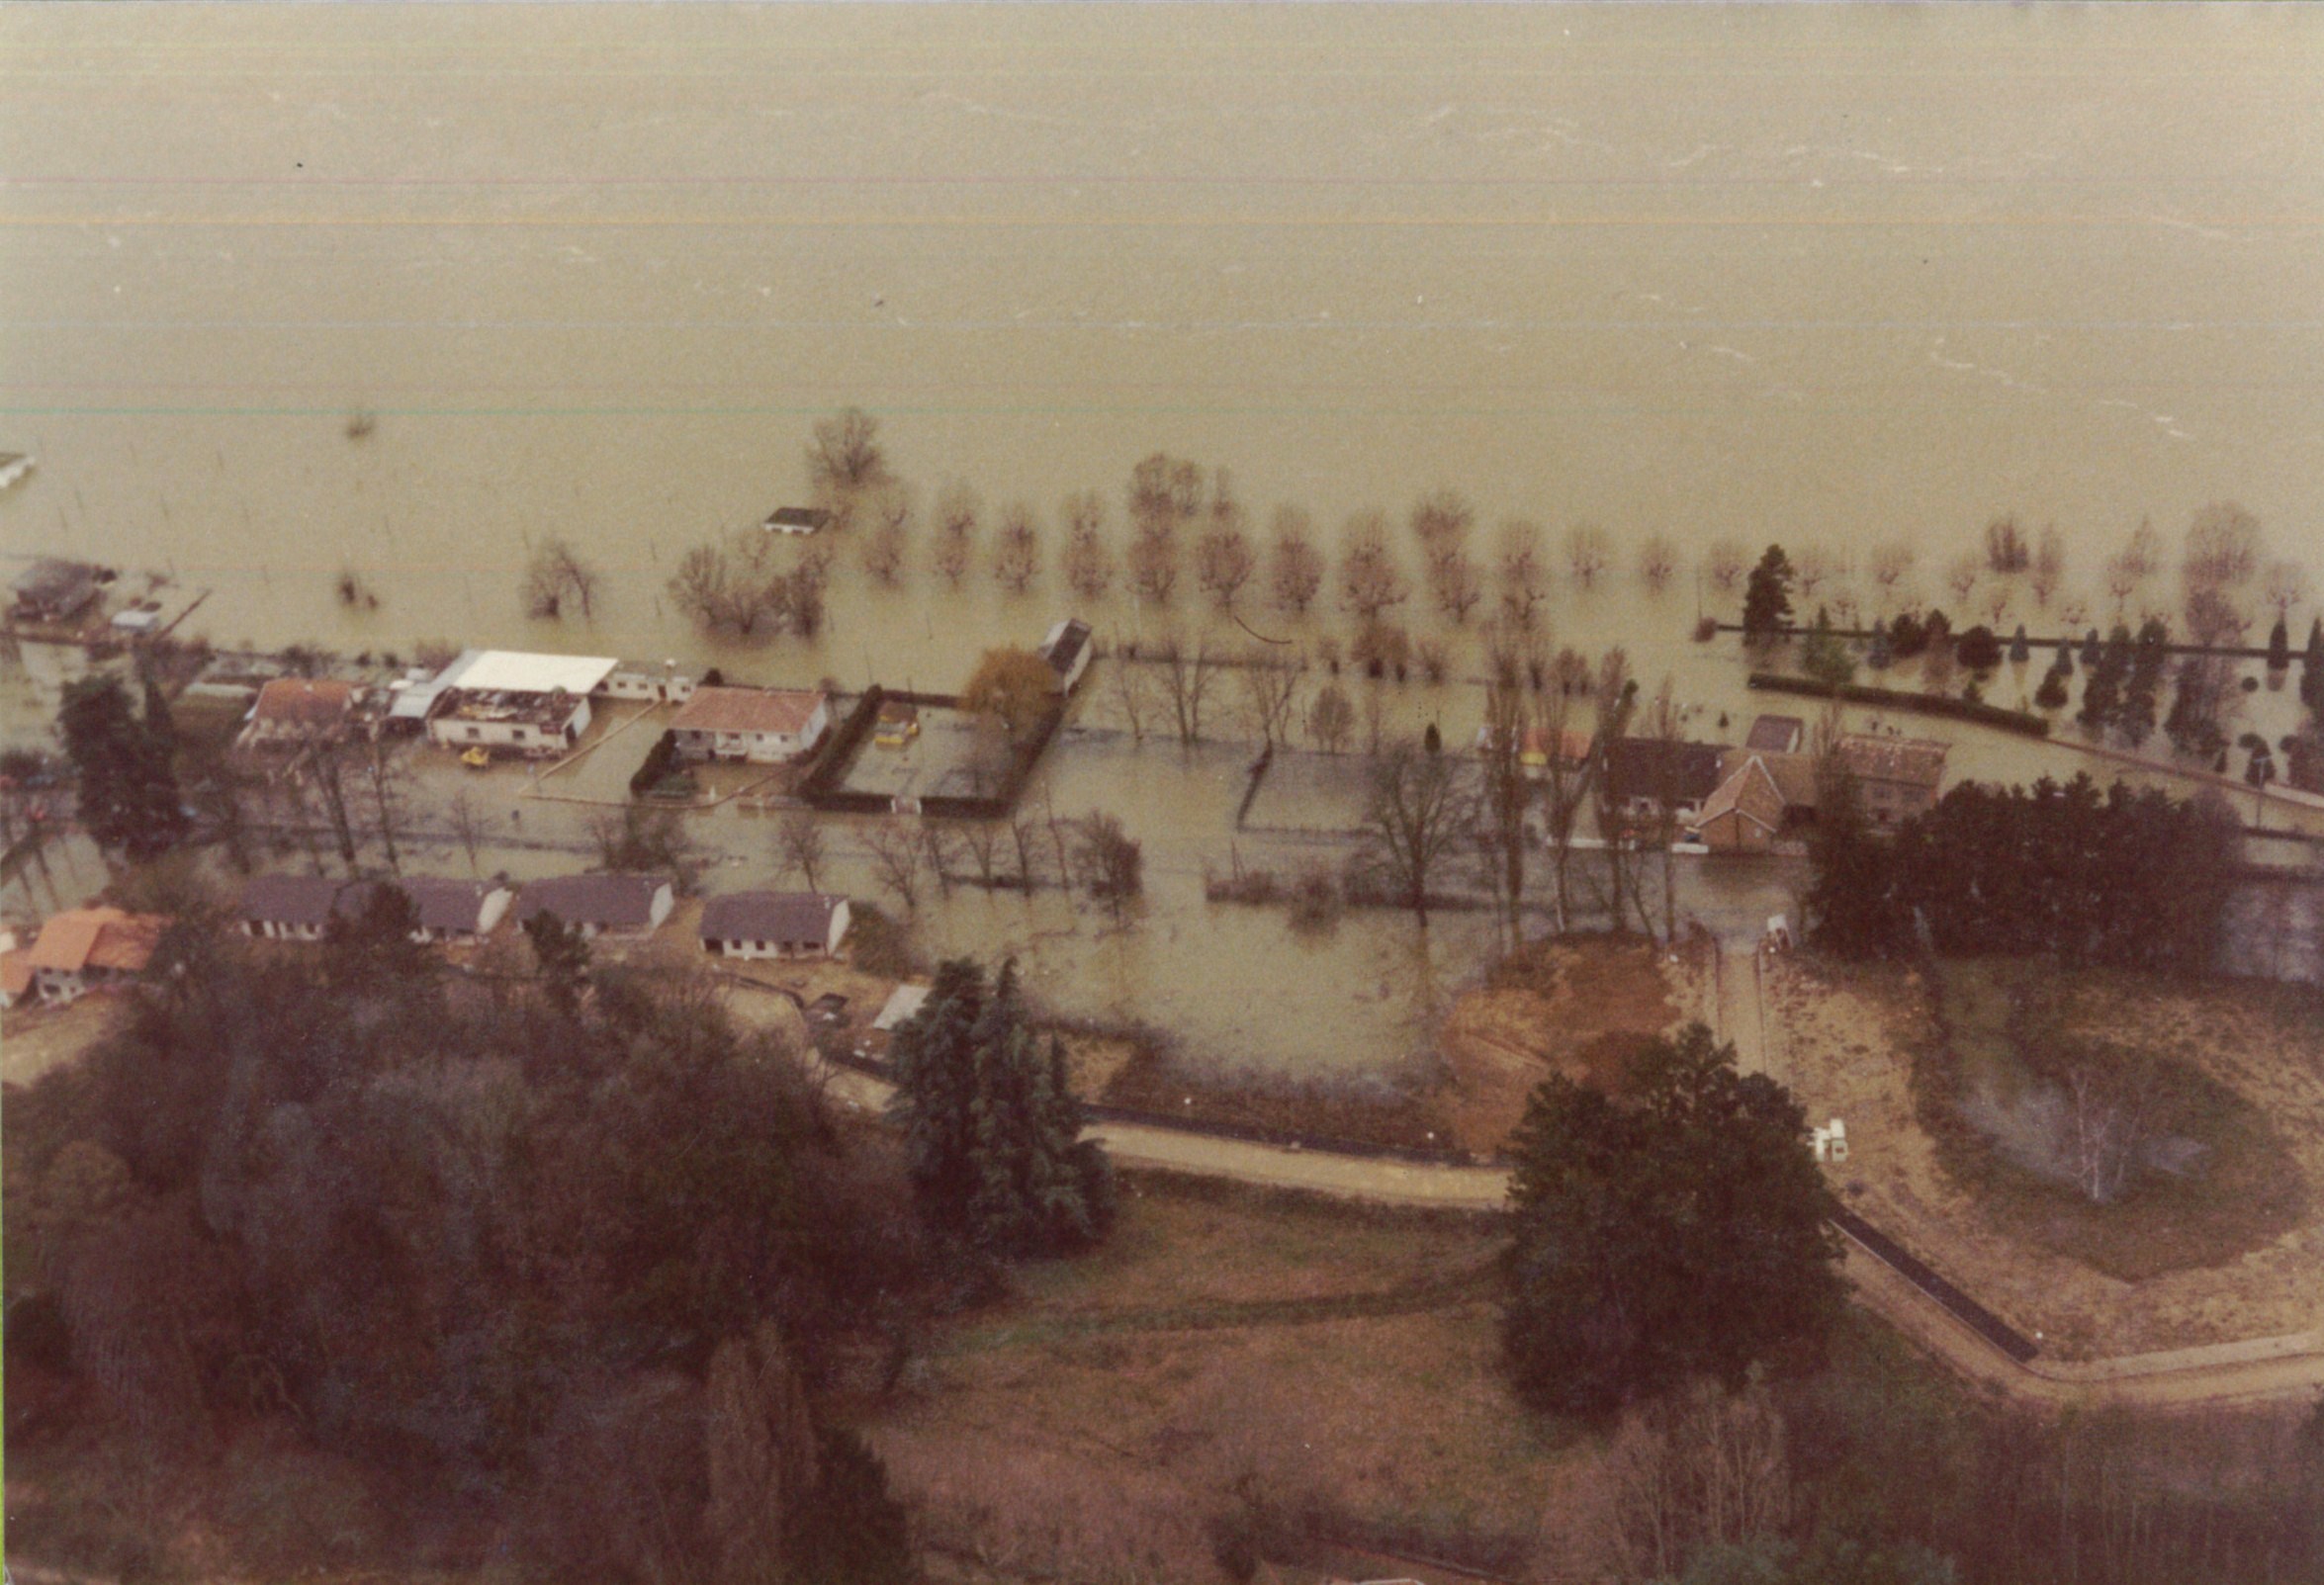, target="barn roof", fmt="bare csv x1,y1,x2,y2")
699,891,847,943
